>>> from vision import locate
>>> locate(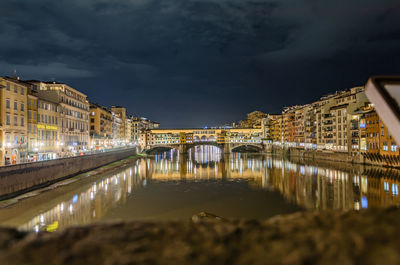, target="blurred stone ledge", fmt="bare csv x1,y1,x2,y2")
1,208,400,265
